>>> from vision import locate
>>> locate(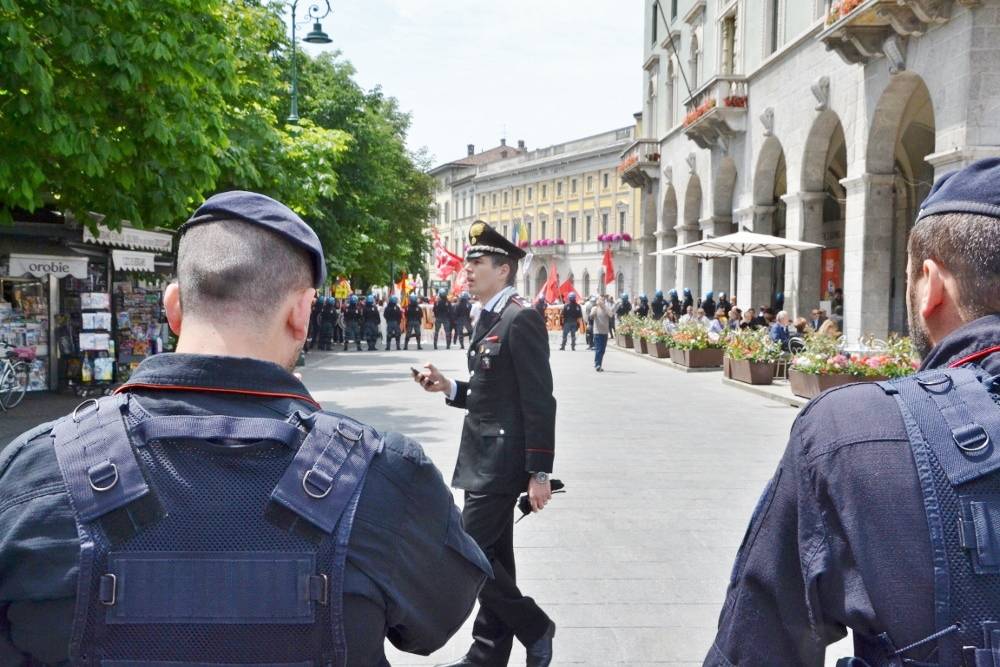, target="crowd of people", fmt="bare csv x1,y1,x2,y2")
306,289,482,352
